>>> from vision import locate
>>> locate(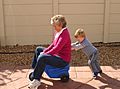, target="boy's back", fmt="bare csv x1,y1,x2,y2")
80,38,97,57
72,38,97,57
